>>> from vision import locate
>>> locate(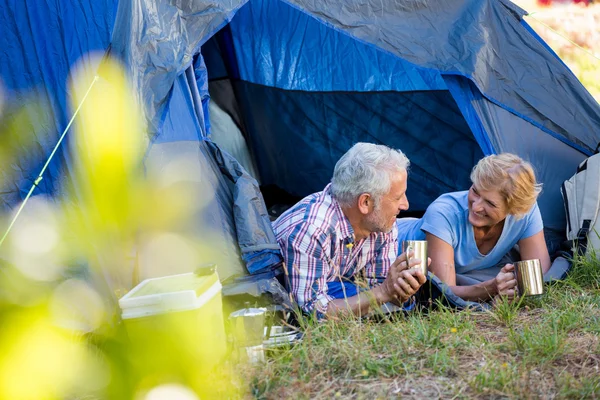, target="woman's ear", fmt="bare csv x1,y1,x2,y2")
357,193,371,215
